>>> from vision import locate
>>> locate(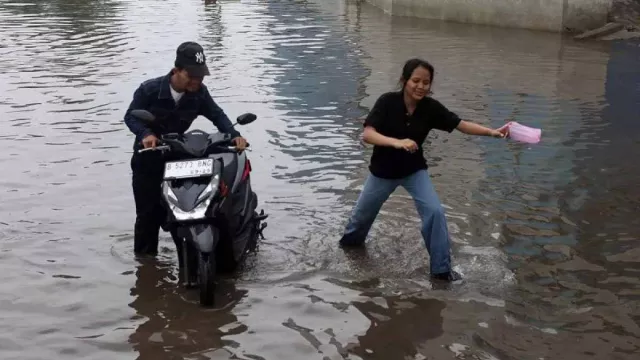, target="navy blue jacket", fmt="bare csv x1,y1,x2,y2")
124,72,241,150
